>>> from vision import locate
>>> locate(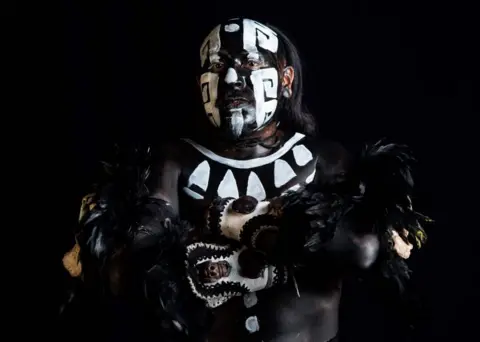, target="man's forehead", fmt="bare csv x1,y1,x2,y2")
200,18,279,67
217,49,262,60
